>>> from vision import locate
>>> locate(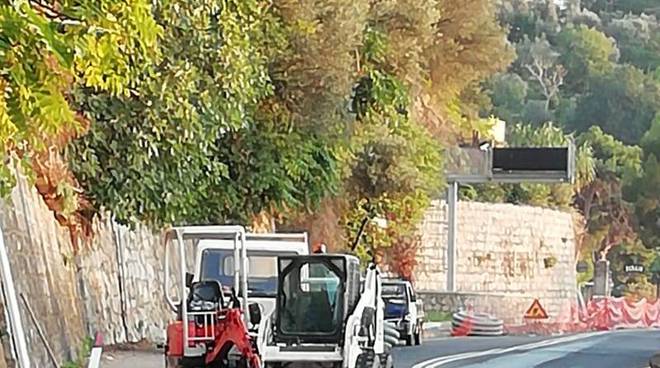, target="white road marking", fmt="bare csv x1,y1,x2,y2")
411,331,609,368
448,335,604,368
